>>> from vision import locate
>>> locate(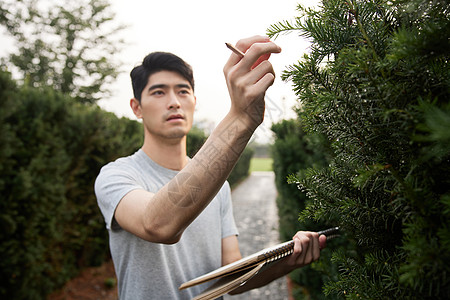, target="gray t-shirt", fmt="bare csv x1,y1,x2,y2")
95,149,238,299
